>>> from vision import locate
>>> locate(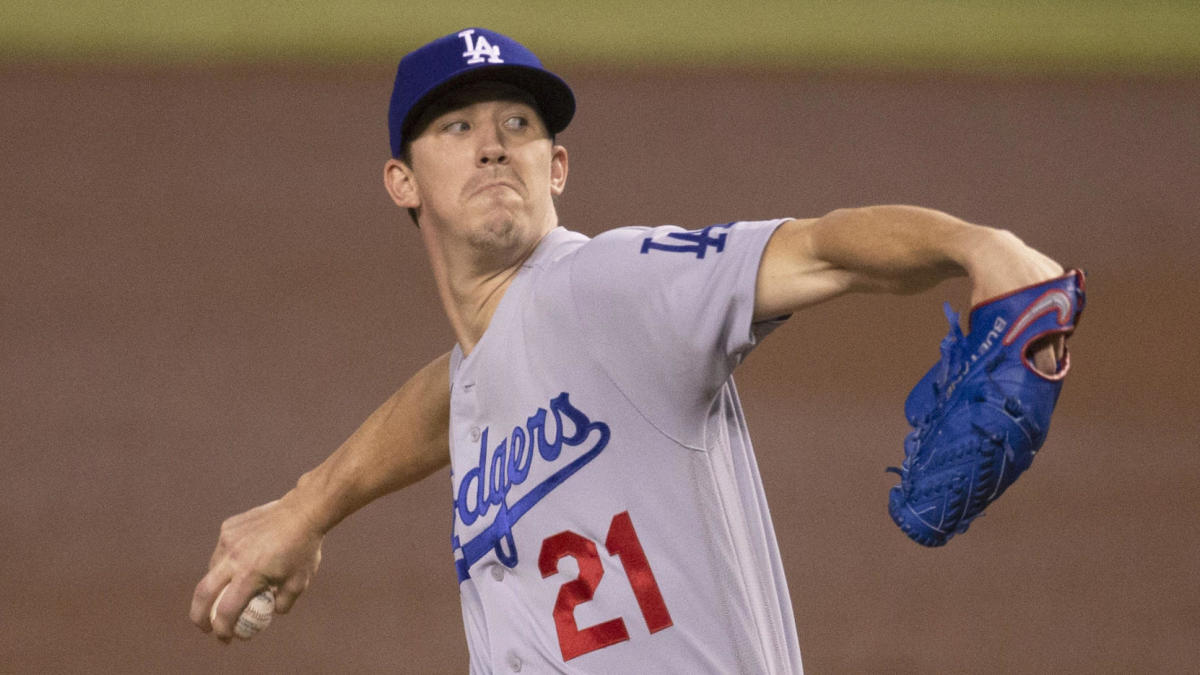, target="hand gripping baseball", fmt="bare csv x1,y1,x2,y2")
888,269,1086,546
190,494,324,641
